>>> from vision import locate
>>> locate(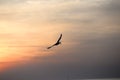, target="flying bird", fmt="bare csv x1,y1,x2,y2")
47,34,62,49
